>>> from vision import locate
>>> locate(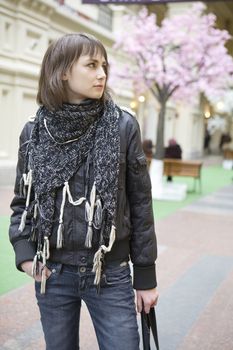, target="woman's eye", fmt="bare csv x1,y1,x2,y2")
88,63,95,68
